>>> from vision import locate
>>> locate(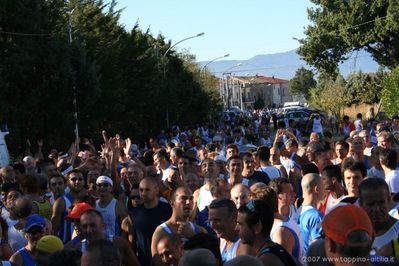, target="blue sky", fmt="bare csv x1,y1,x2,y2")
114,0,313,62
